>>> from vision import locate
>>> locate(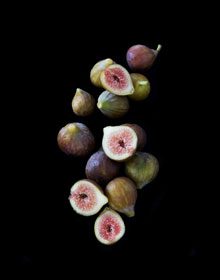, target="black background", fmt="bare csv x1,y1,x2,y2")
9,6,207,267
